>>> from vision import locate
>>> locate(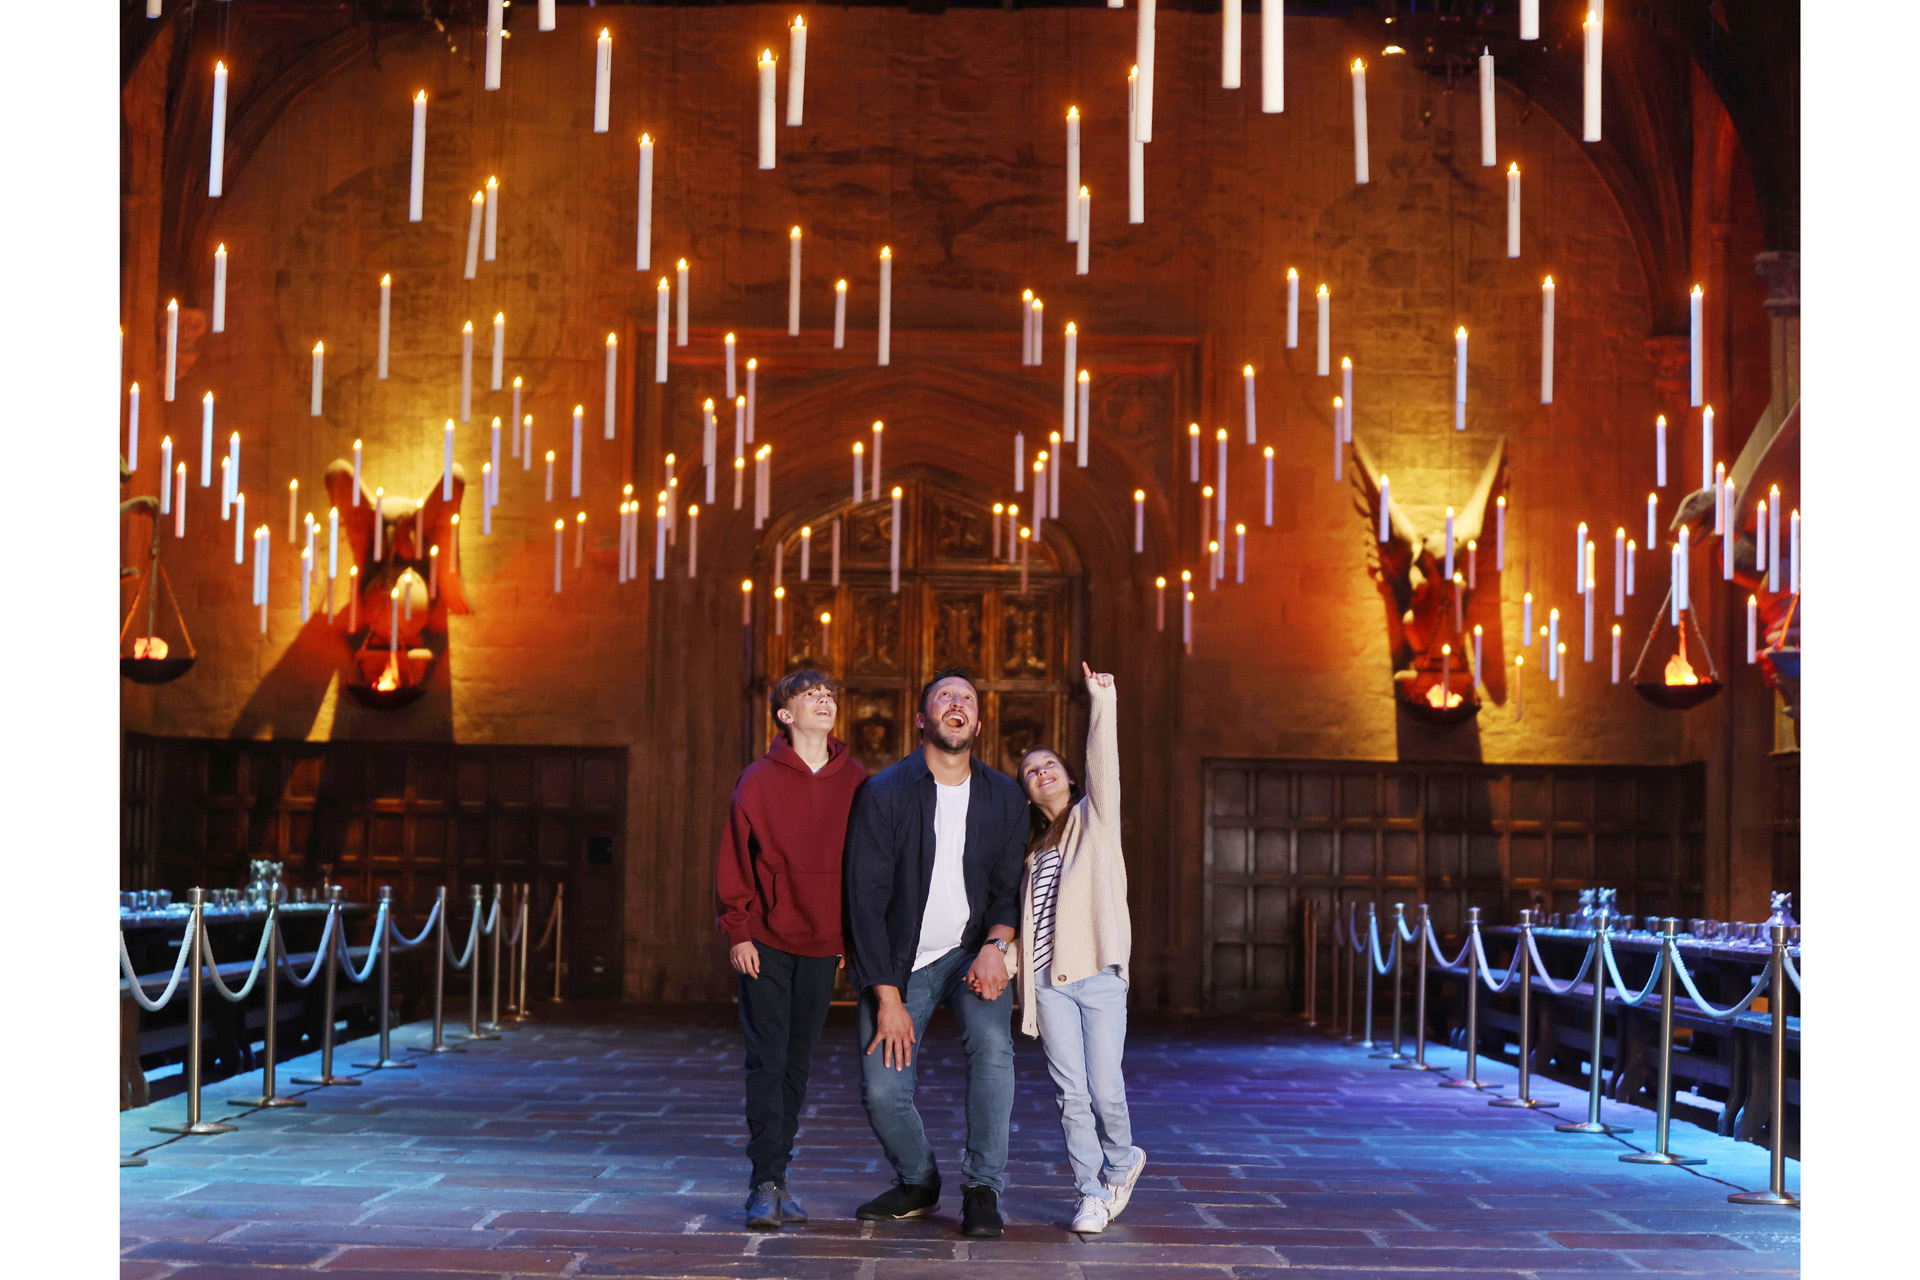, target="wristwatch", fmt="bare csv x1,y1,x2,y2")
989,938,1010,954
